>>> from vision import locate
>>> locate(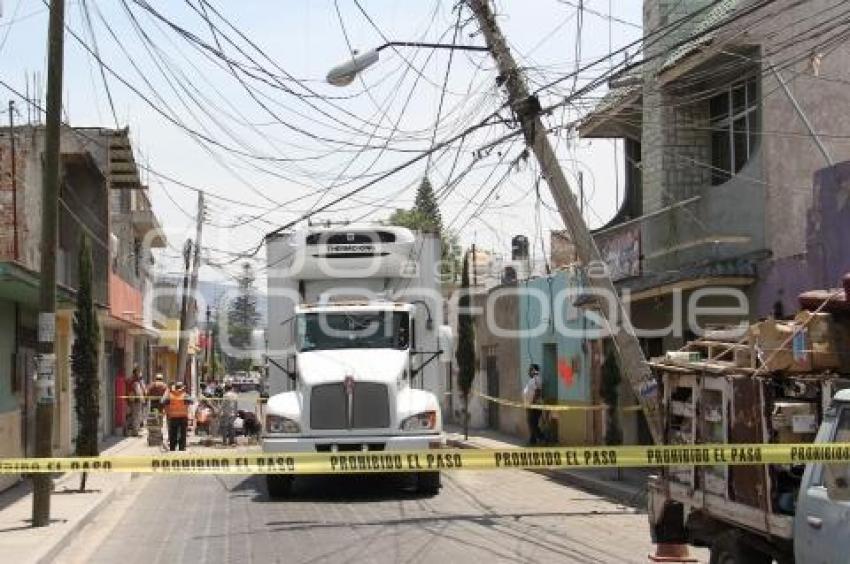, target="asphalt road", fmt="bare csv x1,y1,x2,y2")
55,464,709,564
